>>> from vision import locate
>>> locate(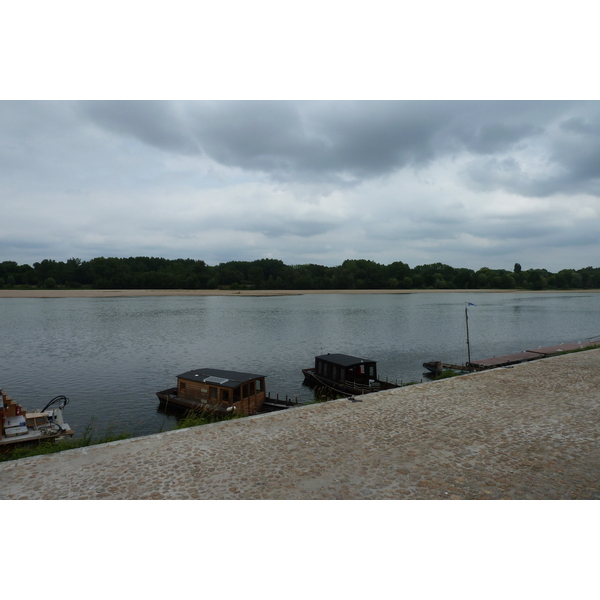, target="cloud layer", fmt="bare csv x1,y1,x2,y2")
2,101,599,270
